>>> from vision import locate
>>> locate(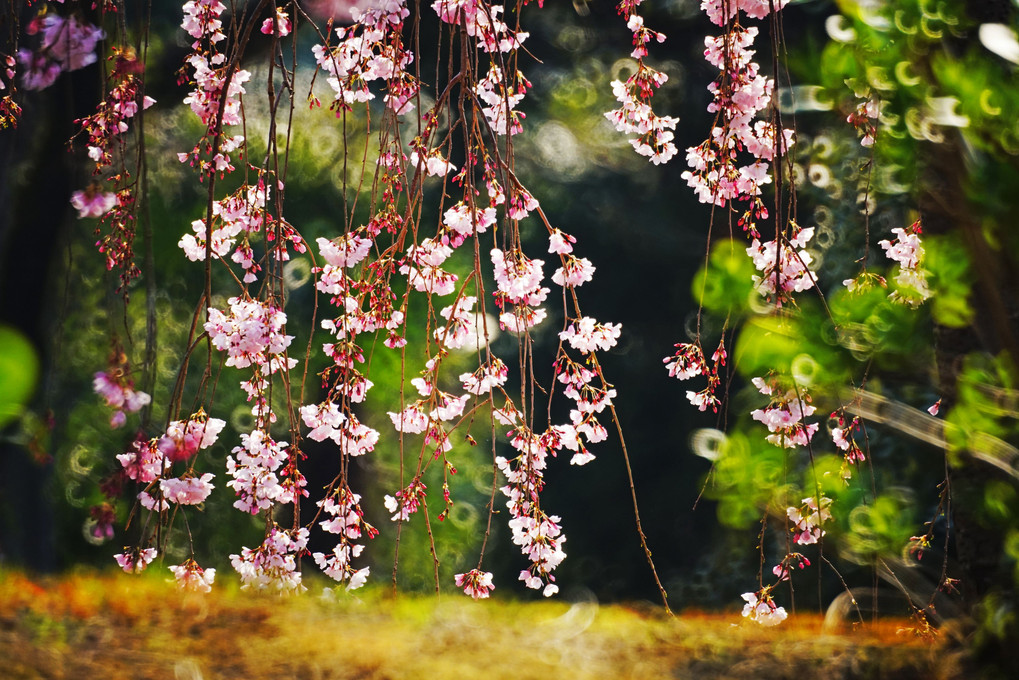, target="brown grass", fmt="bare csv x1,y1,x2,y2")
0,570,966,679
